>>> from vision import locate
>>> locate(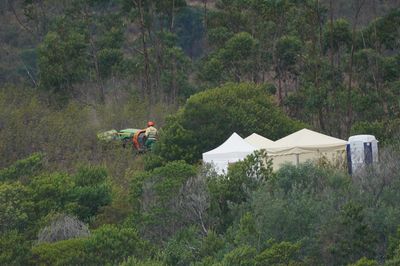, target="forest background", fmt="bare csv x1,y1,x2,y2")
1,0,400,265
